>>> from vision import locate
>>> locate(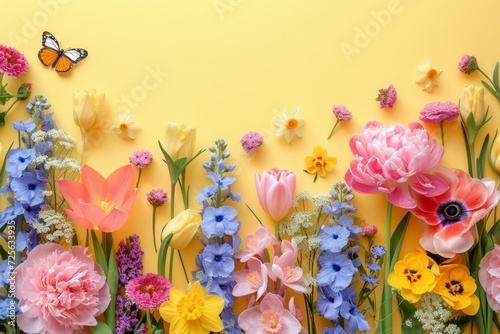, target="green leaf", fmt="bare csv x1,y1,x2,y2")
482,79,497,98
91,230,108,275
91,319,113,334
488,218,500,239
460,121,474,176
157,233,173,277
488,130,499,176
104,239,118,333
389,211,411,271
158,141,179,184
0,142,13,188
0,111,7,128
493,62,500,91
477,133,490,179
396,293,424,334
